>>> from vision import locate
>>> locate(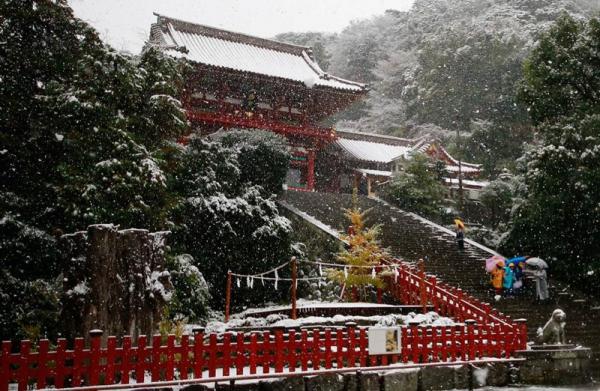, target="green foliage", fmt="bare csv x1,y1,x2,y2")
165,254,211,322
214,130,290,196
502,115,600,291
518,14,600,126
479,176,517,228
405,33,528,131
386,154,447,218
328,191,389,300
170,137,293,308
504,15,600,293
0,0,186,339
273,32,335,71
0,270,61,342
464,121,533,175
